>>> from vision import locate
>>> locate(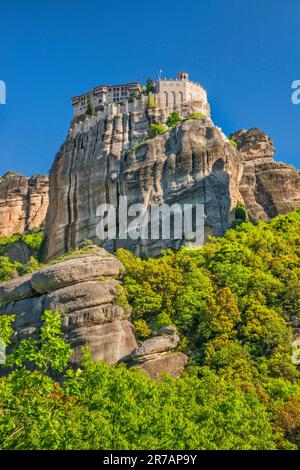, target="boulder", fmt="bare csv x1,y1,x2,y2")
158,325,177,336
44,280,120,315
69,320,137,364
292,335,300,365
0,249,136,368
133,352,188,381
62,304,127,330
3,240,32,264
129,325,188,380
132,332,180,359
0,295,45,329
31,251,122,294
0,274,36,304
